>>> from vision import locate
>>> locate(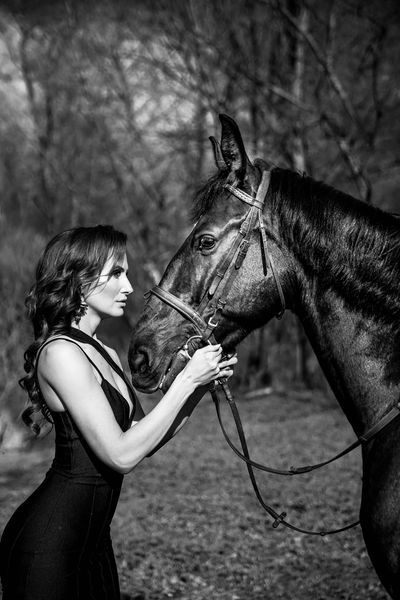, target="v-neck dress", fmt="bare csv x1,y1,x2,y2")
0,330,144,600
